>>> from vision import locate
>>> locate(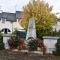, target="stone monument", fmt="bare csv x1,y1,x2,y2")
43,36,59,54
26,18,36,41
